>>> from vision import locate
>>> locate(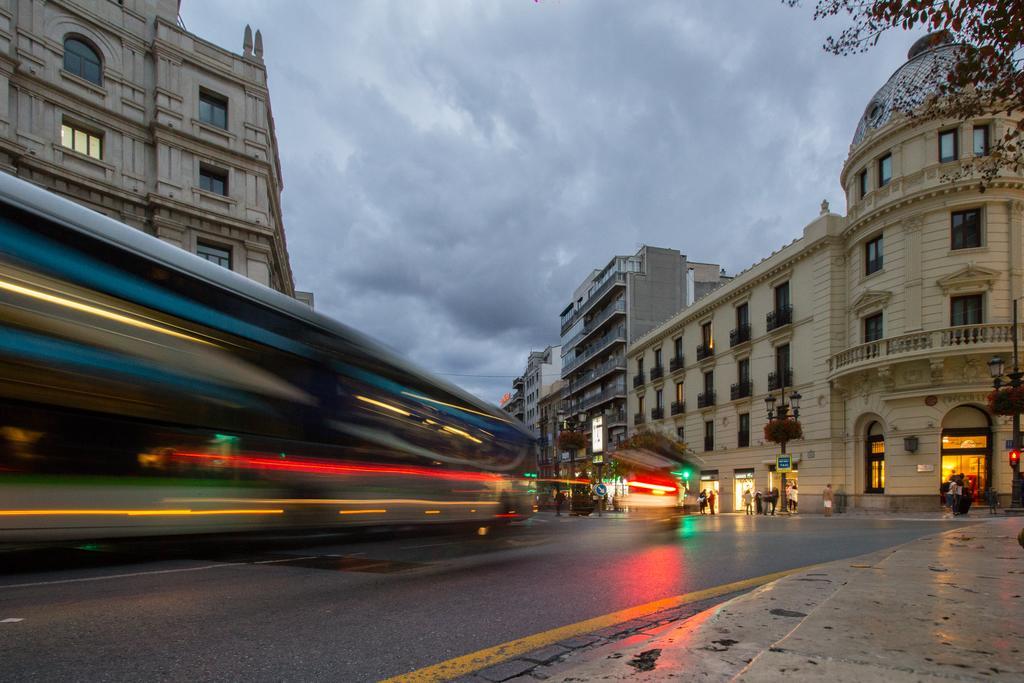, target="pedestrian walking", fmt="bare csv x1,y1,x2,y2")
755,490,763,515
742,487,753,515
554,489,566,516
699,489,707,515
769,487,778,515
952,474,963,516
823,483,834,516
789,484,798,513
707,490,716,515
986,487,999,515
